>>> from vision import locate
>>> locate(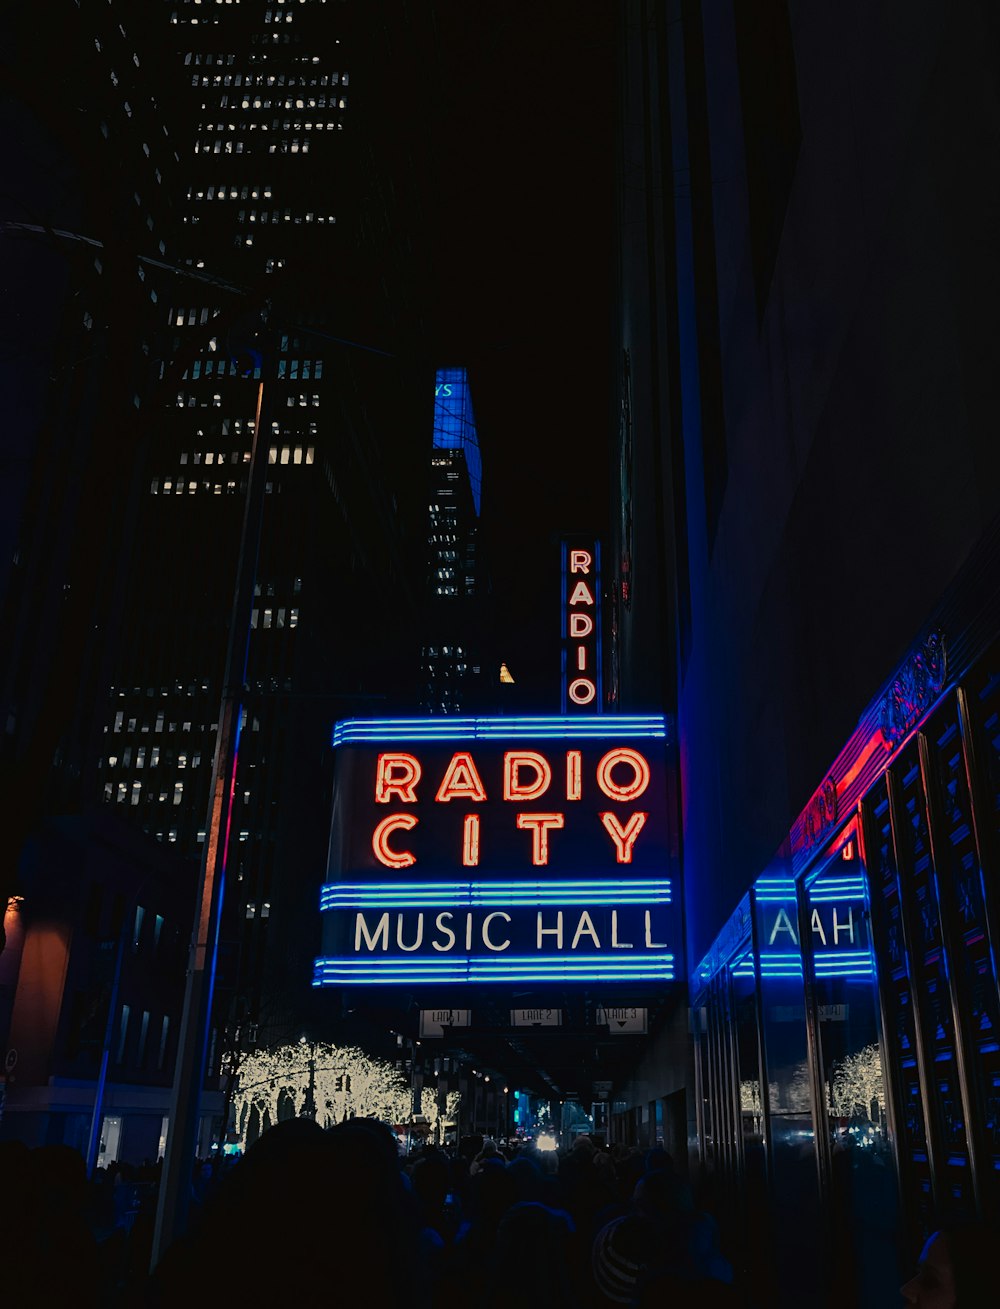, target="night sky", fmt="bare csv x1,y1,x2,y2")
0,1,617,709
426,2,616,696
